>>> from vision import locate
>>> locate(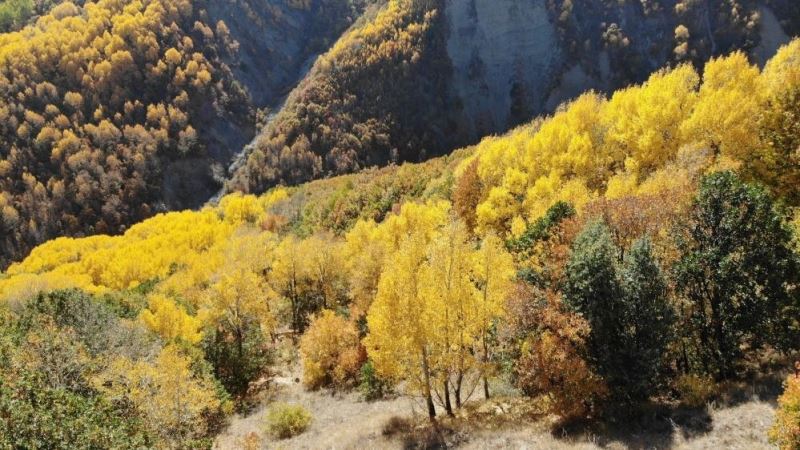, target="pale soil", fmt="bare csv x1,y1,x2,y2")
214,367,779,450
